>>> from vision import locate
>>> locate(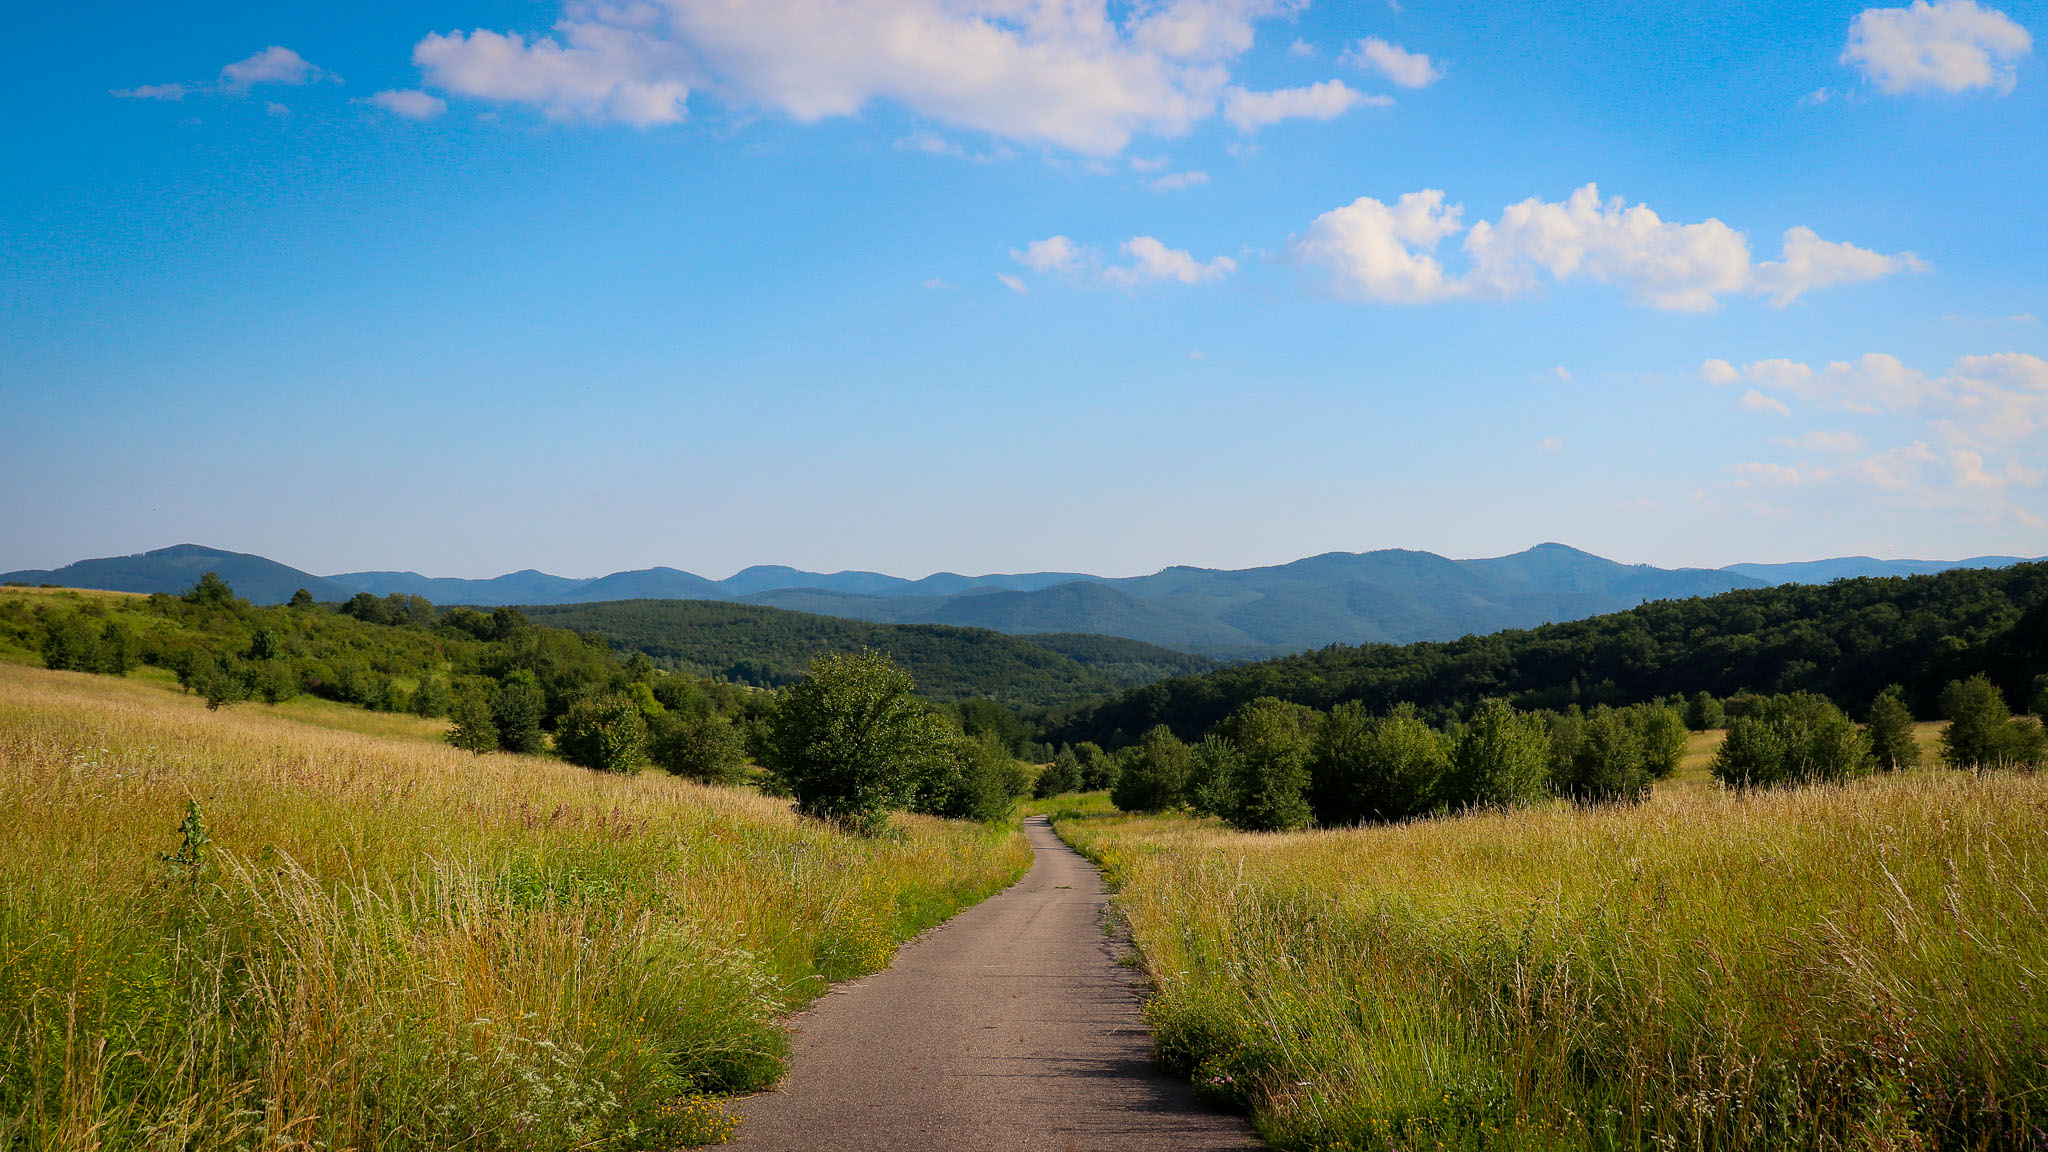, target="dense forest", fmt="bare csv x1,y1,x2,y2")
1044,561,2048,749
516,600,1213,706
